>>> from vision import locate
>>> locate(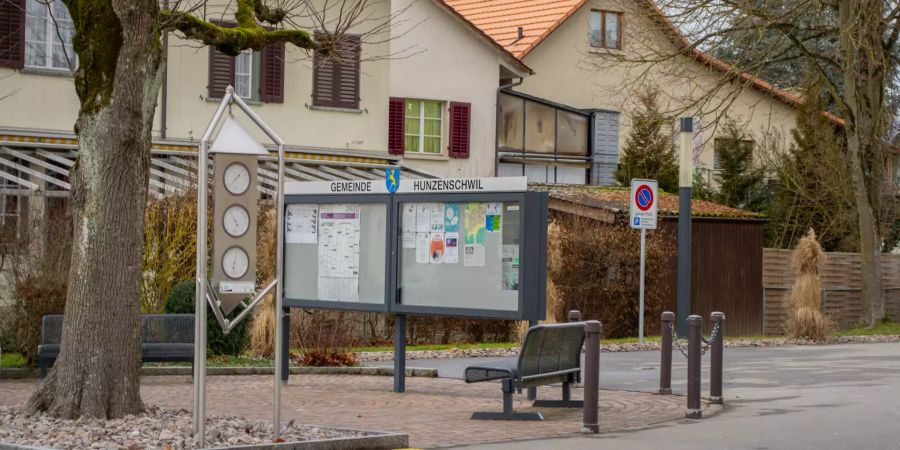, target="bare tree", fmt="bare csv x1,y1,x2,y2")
588,0,895,326
21,0,388,419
